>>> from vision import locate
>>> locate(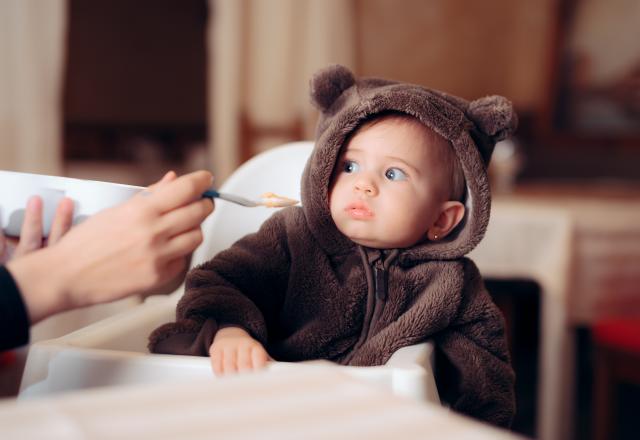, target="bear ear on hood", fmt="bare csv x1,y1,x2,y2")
310,64,356,112
467,95,518,143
